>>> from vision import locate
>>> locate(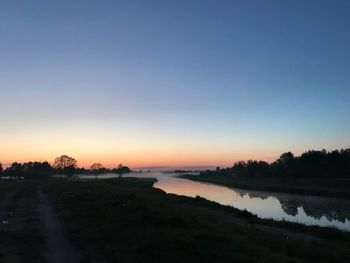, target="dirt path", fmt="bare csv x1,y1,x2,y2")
37,186,79,263
0,183,46,262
